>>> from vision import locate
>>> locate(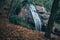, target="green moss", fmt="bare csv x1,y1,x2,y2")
9,15,35,30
